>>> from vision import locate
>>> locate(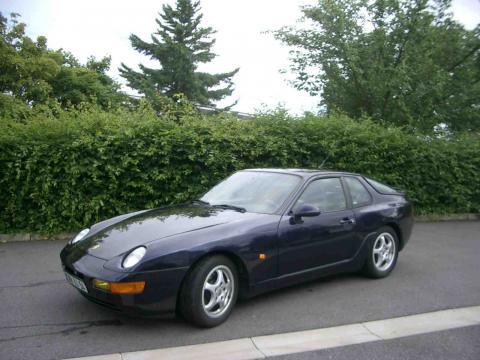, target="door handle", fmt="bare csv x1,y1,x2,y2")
340,218,356,225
